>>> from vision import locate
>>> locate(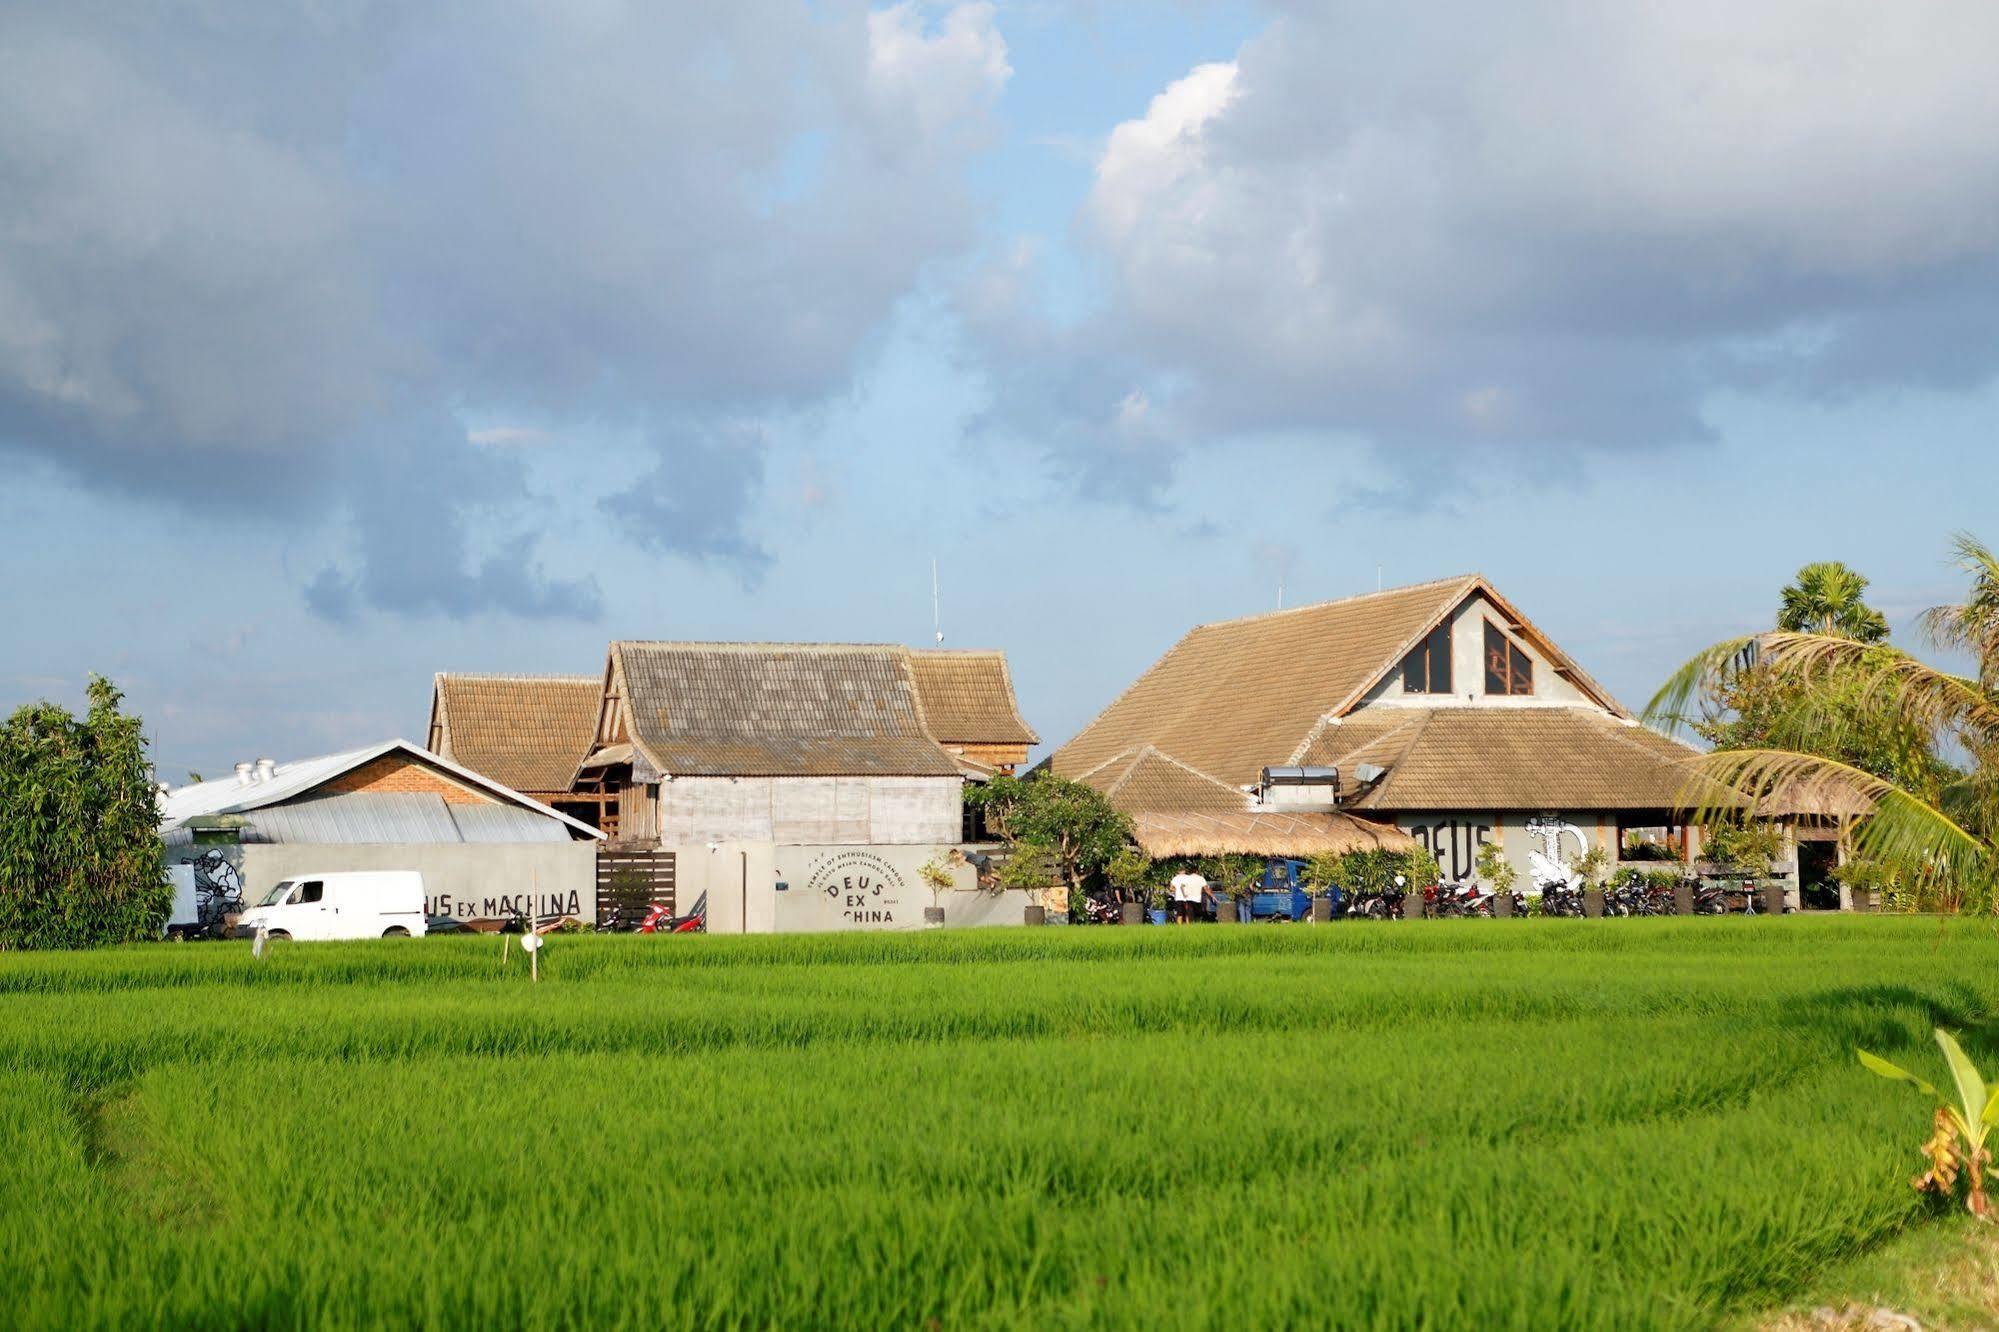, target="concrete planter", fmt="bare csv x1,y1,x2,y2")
1760,884,1787,916
1217,899,1239,923
923,907,945,929
1024,904,1046,926
1119,902,1145,926
1850,889,1877,913
1493,892,1514,919
1311,896,1333,923
1583,889,1605,919
1402,892,1425,921
1672,883,1694,916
